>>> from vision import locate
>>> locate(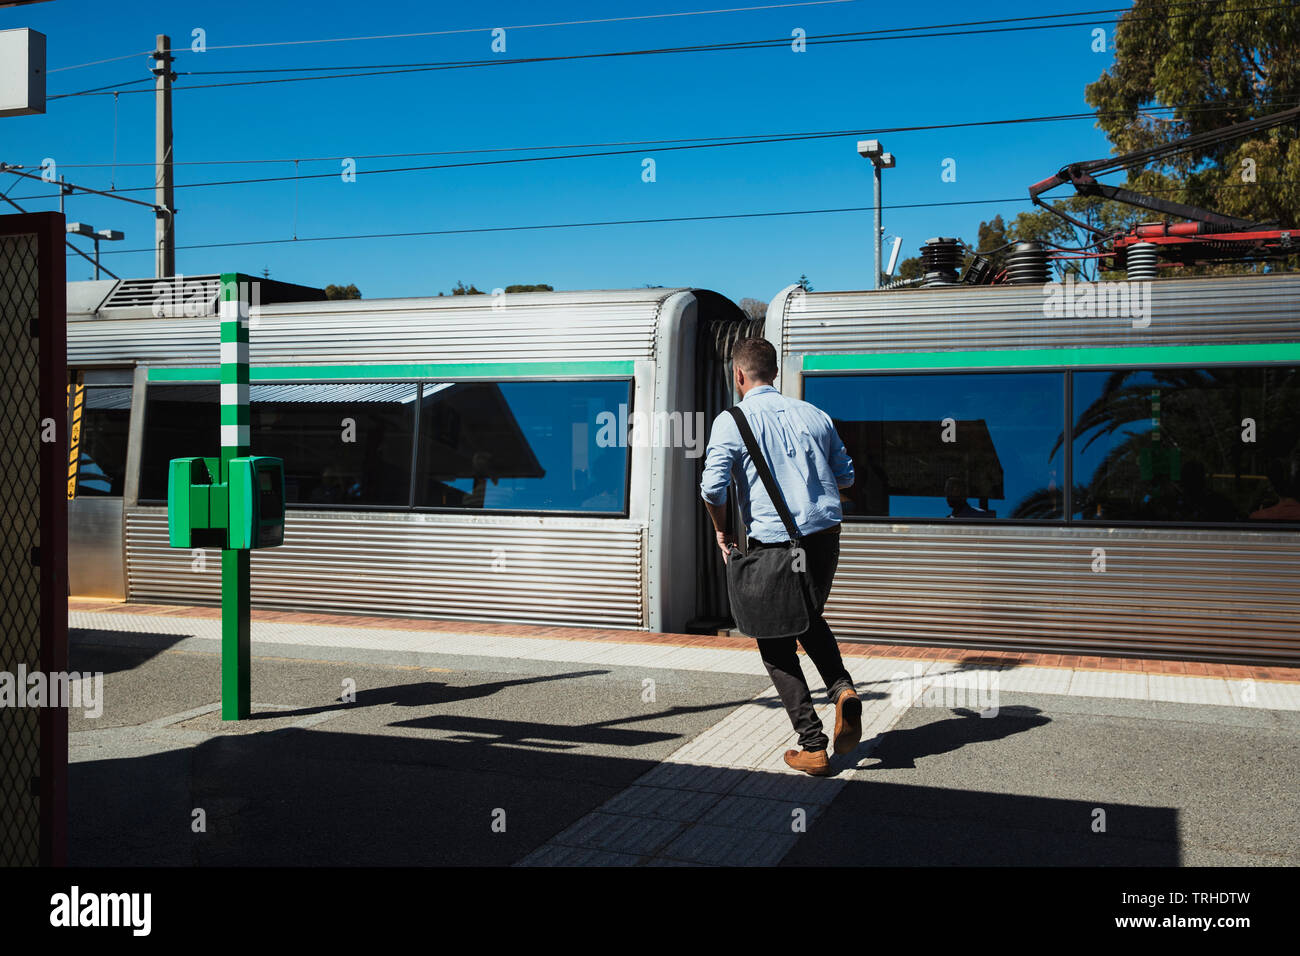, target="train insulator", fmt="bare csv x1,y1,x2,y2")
1126,242,1159,280
1005,241,1049,284
921,237,962,286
